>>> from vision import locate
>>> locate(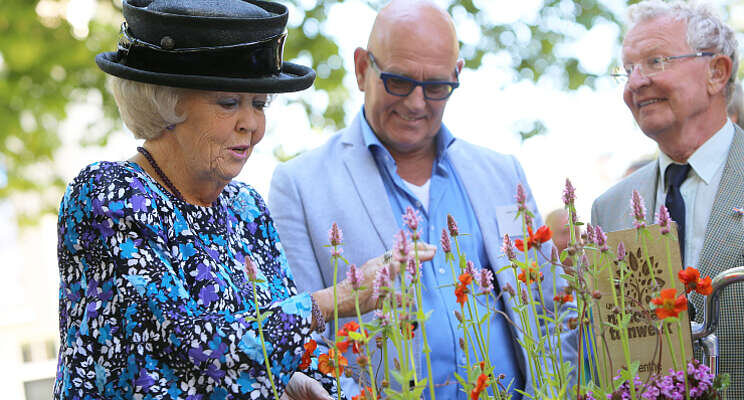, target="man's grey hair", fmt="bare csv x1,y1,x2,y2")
108,77,186,140
627,0,739,100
